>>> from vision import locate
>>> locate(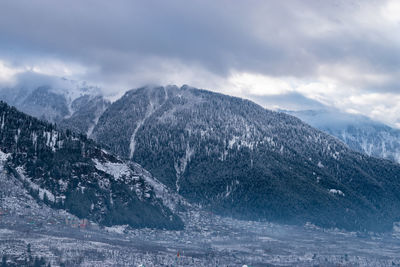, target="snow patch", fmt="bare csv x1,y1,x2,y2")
104,225,128,234
129,119,145,159
329,189,345,196
1,113,4,130
93,159,132,181
0,150,10,161
227,135,256,151
43,130,59,151
228,136,240,149
58,179,69,191
174,143,195,193
87,101,108,137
